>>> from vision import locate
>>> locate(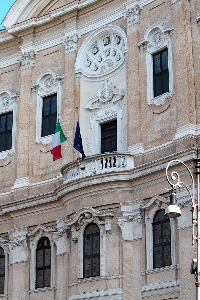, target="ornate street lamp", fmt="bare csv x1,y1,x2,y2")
165,158,200,300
